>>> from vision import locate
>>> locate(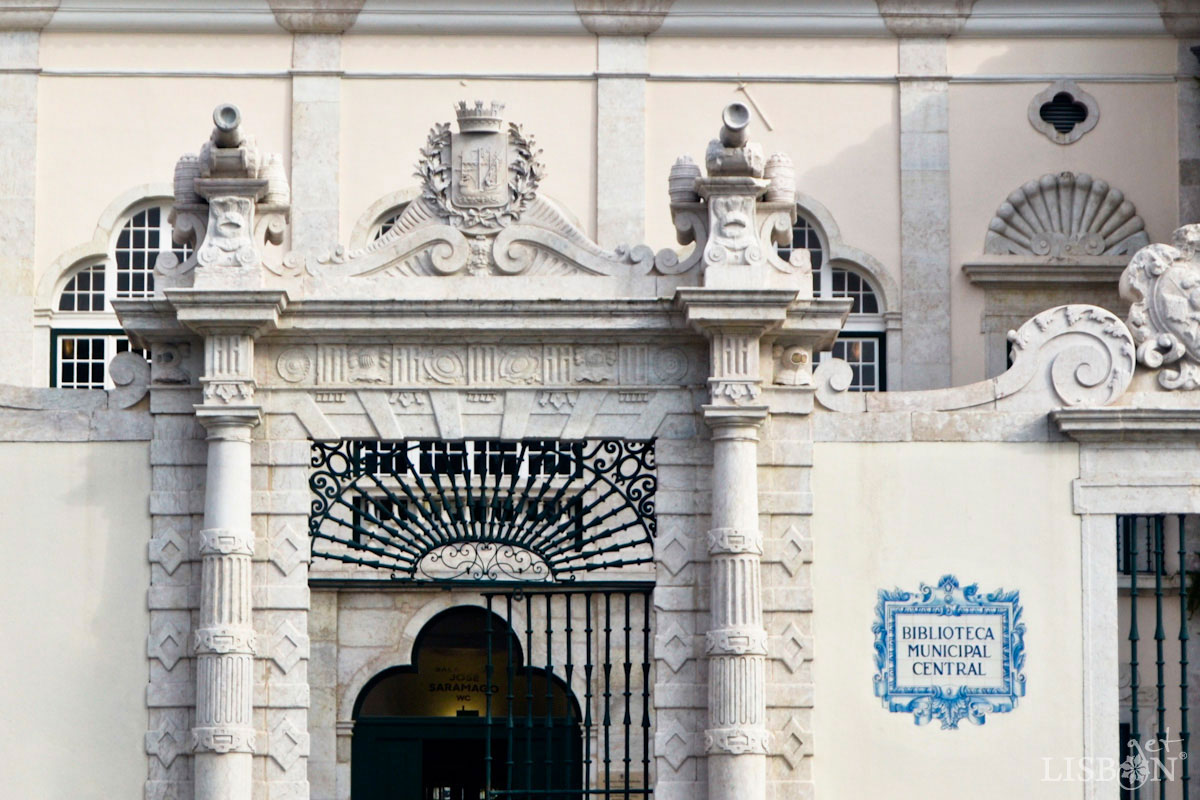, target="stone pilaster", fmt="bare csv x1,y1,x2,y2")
290,33,342,255
897,36,952,389
596,36,648,248
0,6,54,384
